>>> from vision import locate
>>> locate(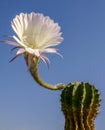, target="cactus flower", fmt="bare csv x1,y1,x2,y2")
2,12,65,90
3,12,63,66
